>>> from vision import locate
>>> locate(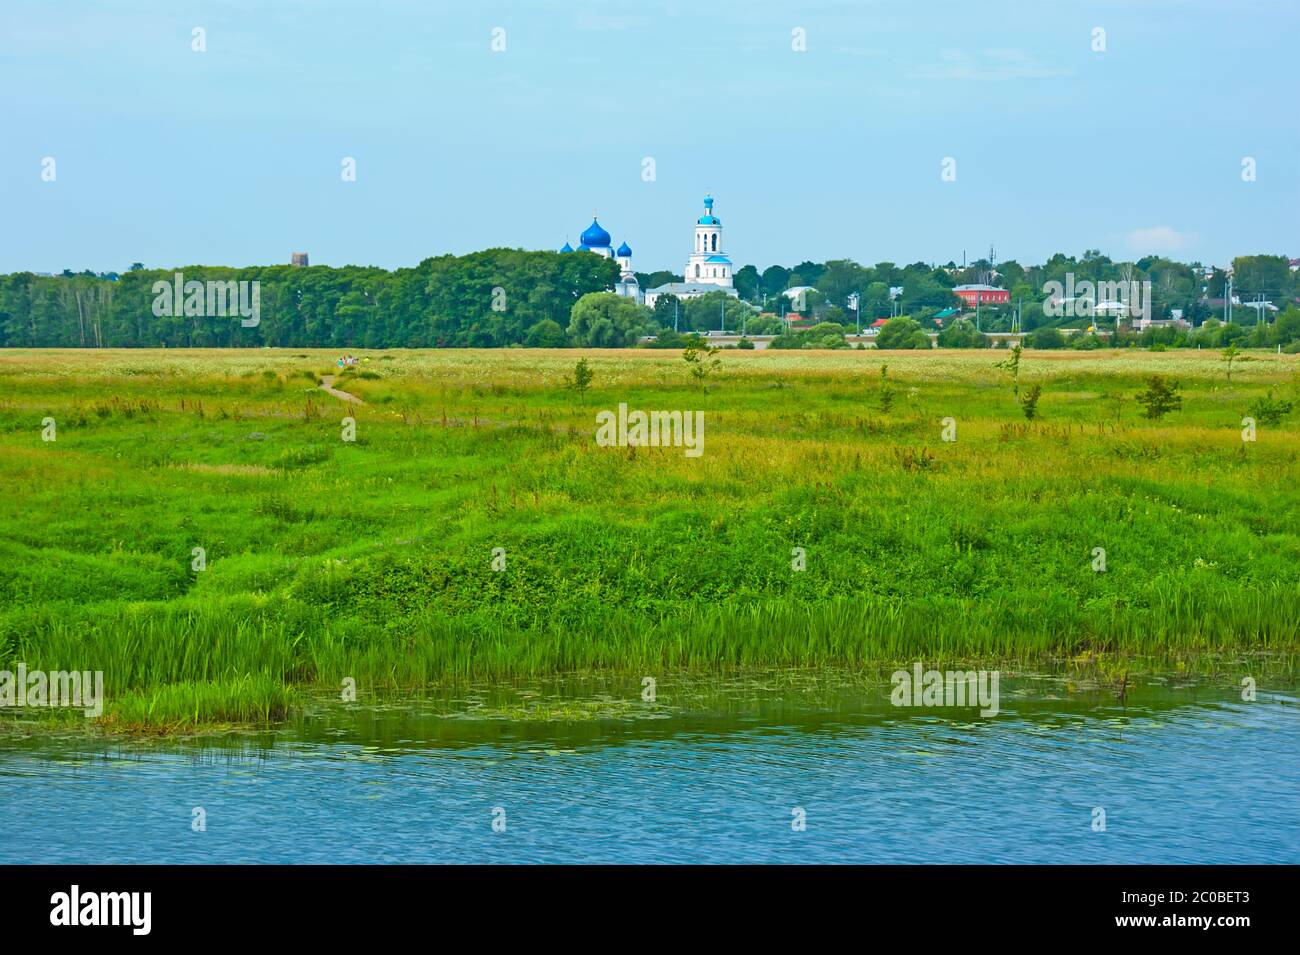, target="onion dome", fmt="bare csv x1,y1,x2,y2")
579,218,611,248
698,194,720,225
616,241,632,257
